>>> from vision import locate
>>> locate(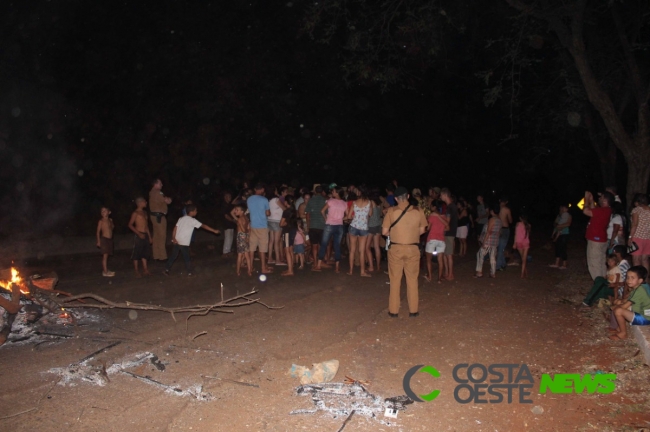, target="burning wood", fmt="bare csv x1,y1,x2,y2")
1,268,33,345
0,268,68,346
0,267,283,346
